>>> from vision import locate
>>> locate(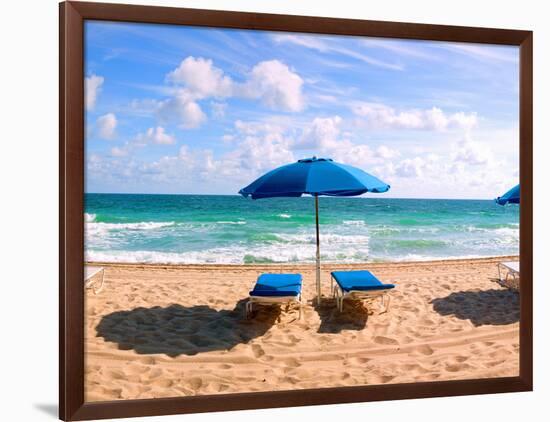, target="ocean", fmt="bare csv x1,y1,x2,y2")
85,193,519,264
